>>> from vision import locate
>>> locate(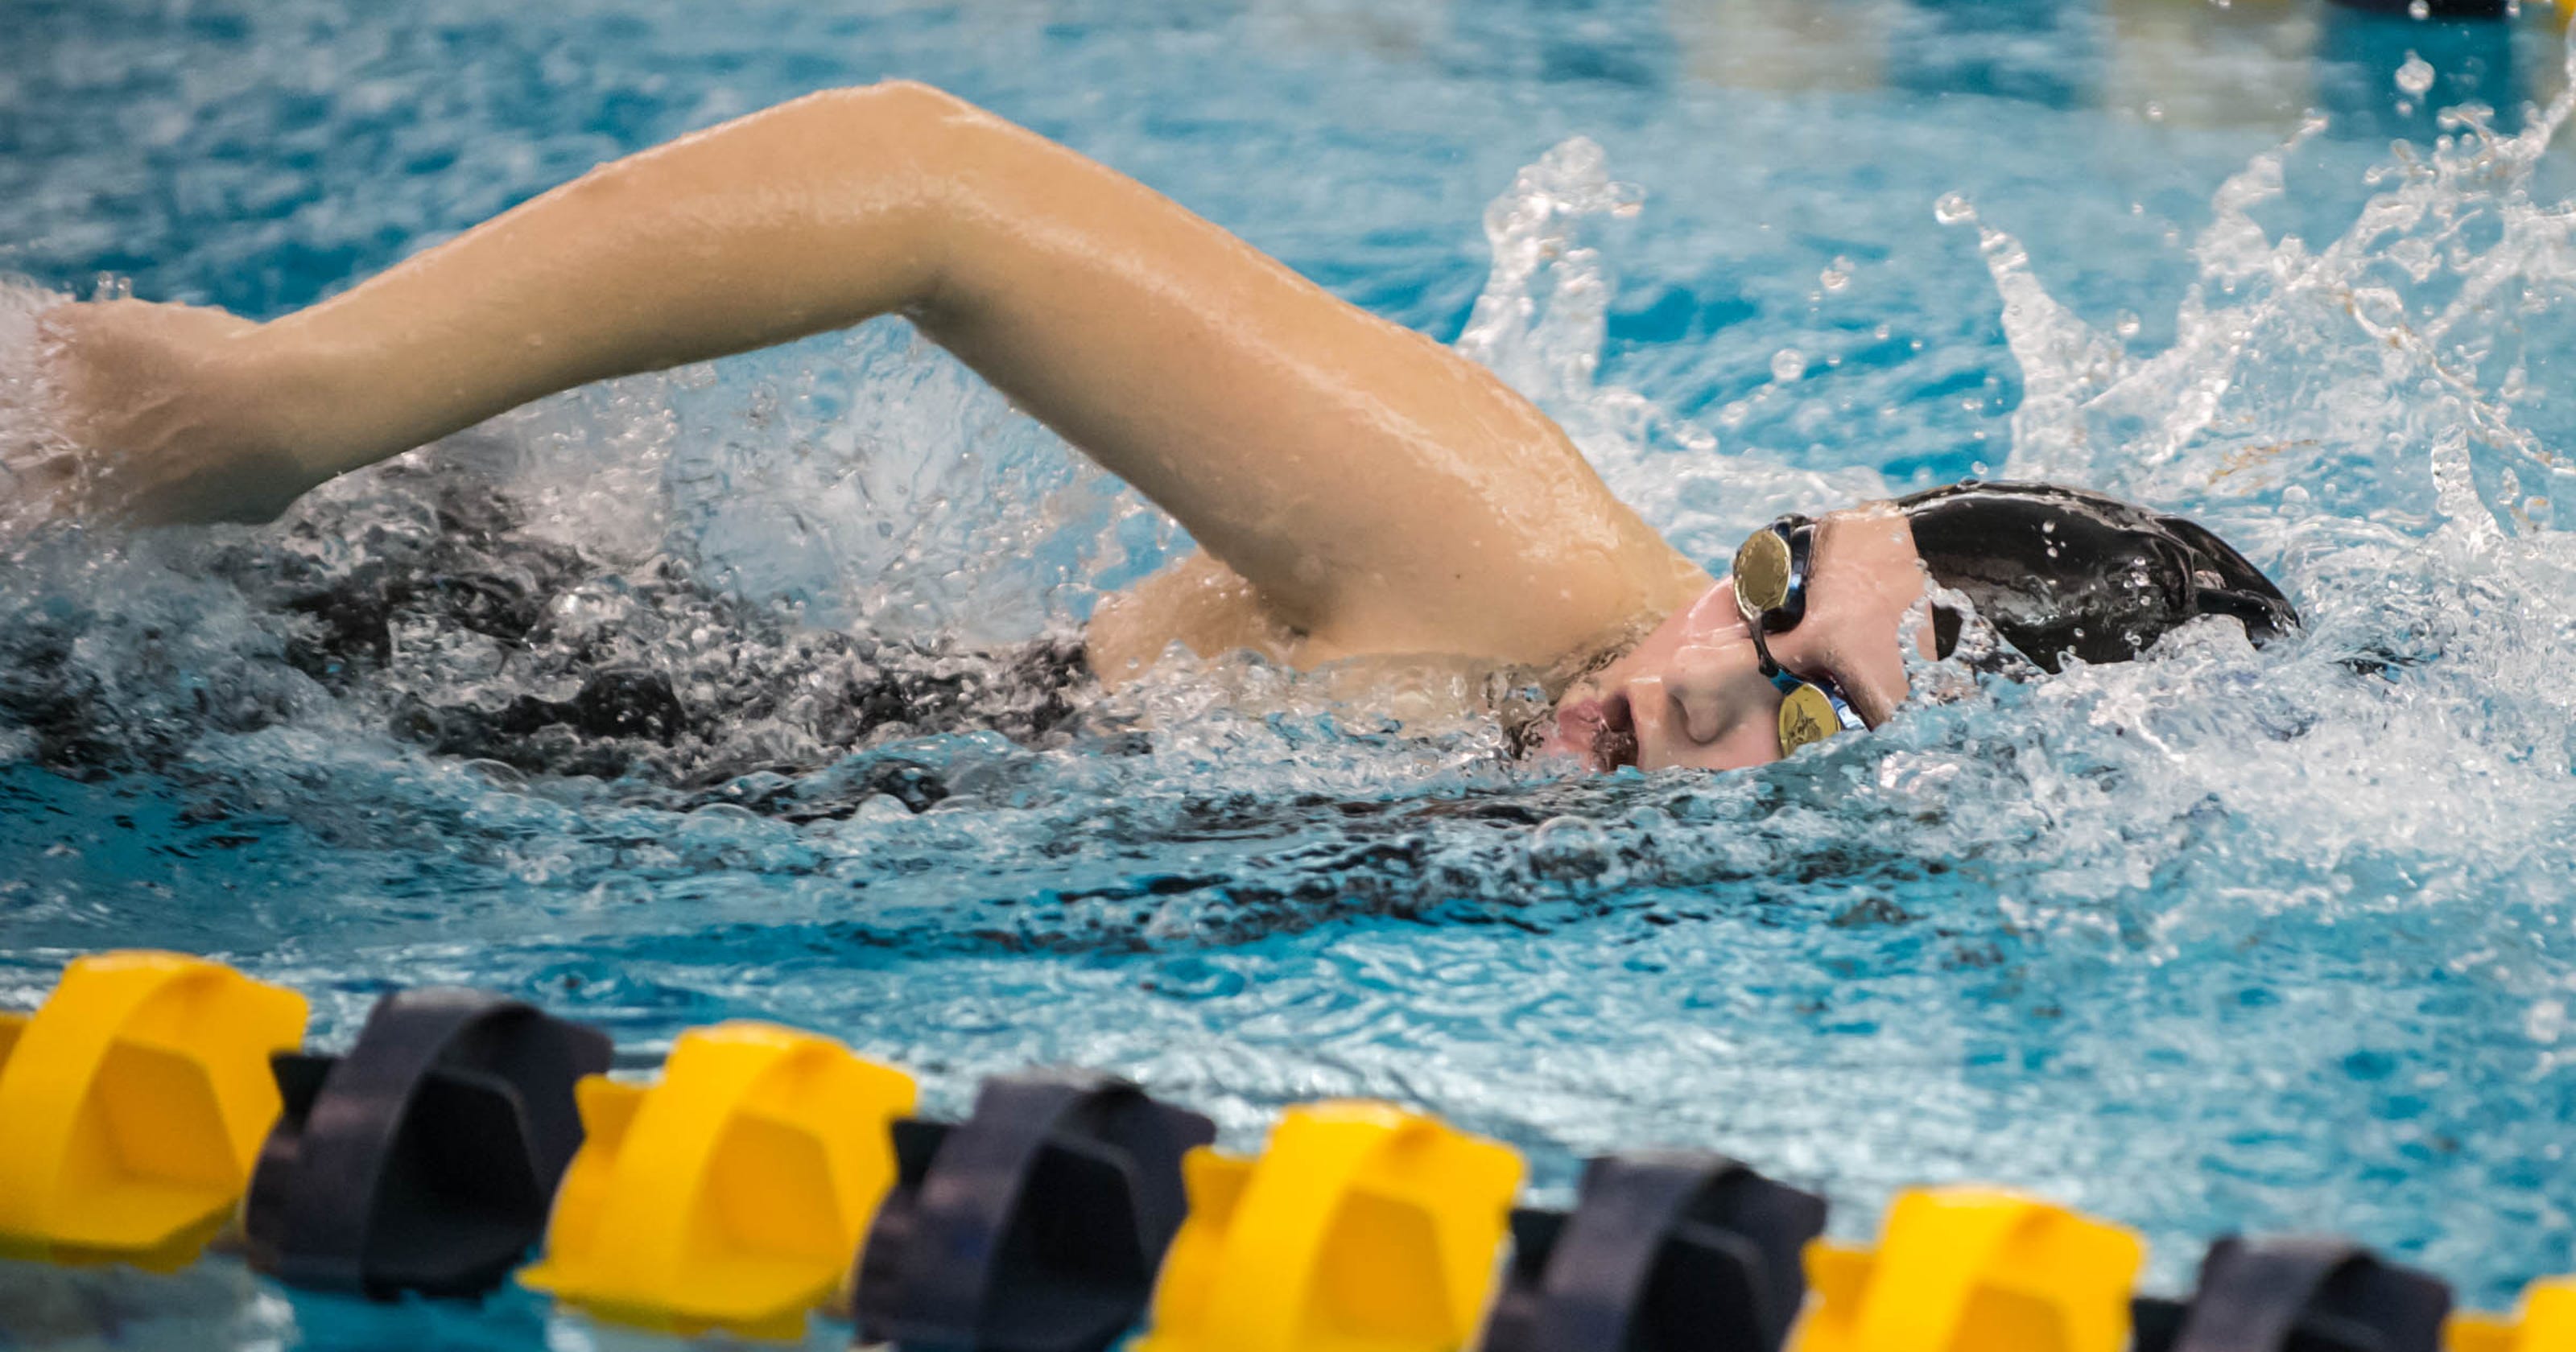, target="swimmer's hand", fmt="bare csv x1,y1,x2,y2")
20,299,329,526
